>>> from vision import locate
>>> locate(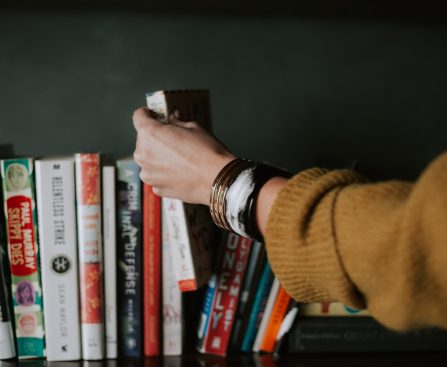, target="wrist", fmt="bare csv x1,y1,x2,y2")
208,158,291,241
